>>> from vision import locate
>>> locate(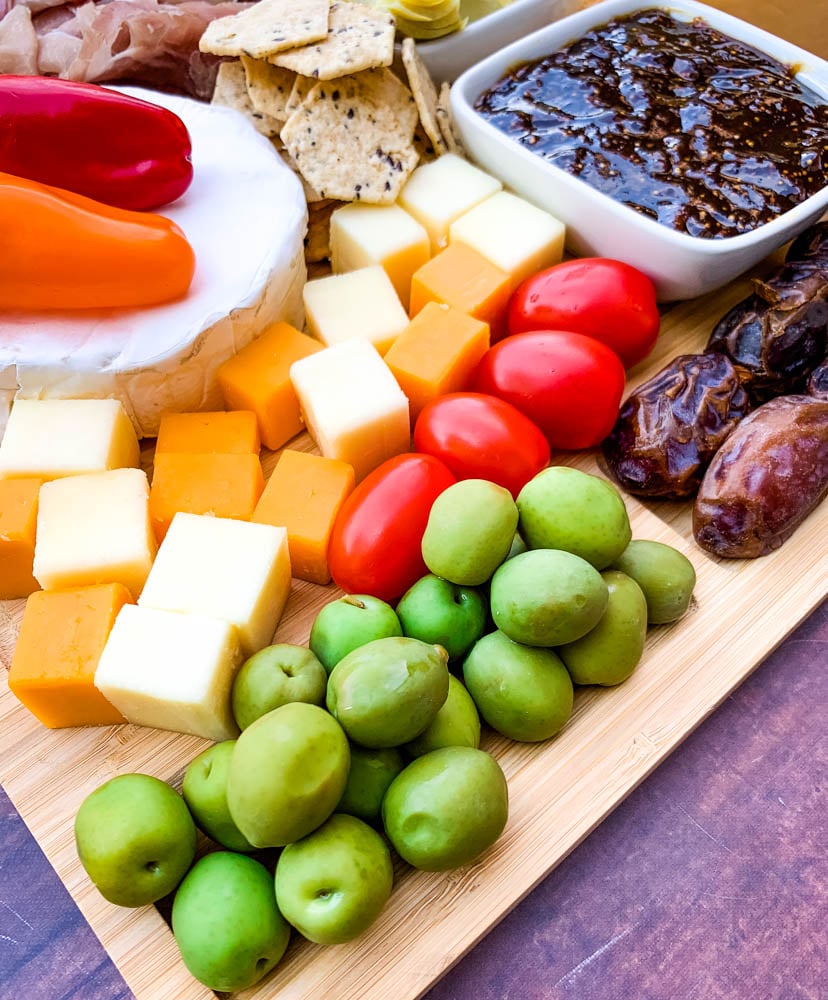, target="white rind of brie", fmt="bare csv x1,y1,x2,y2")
0,87,308,441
